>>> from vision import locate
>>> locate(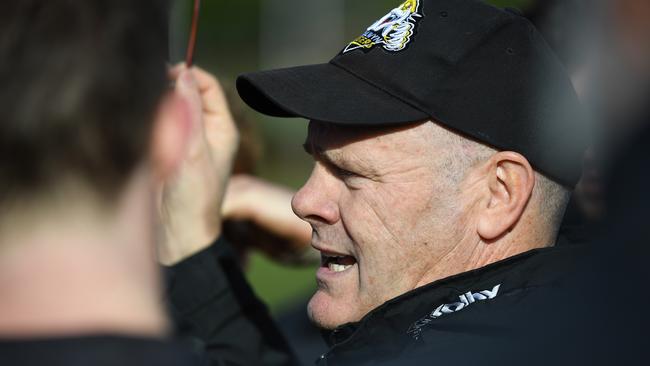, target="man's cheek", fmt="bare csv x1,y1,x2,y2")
367,186,417,224
341,196,392,242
